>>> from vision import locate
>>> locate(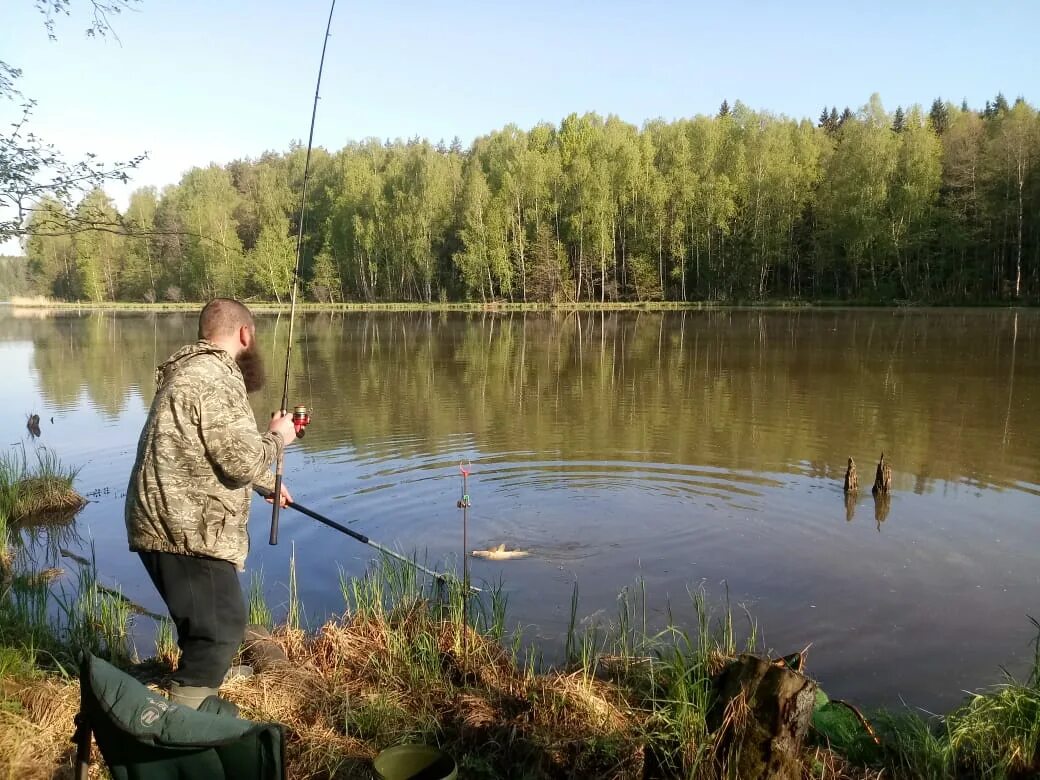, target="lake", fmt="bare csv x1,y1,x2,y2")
2,307,1038,711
